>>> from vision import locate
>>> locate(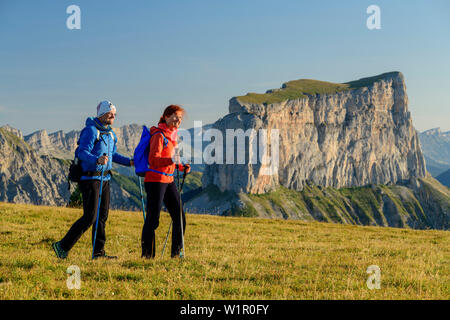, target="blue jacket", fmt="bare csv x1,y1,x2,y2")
76,117,131,181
